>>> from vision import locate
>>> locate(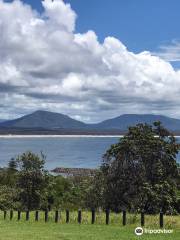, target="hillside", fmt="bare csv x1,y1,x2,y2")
0,110,86,129
94,114,180,131
1,111,180,134
0,119,6,123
